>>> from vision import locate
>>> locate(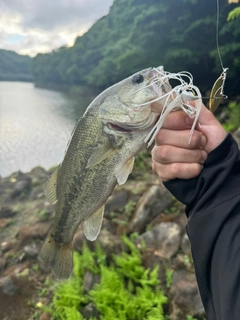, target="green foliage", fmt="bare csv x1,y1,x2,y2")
222,101,240,132
0,49,33,82
48,236,167,320
186,316,198,320
227,7,240,21
124,200,137,216
31,0,240,97
165,269,173,289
